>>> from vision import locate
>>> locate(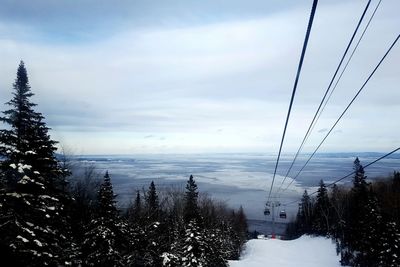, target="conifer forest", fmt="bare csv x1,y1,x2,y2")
0,62,248,266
